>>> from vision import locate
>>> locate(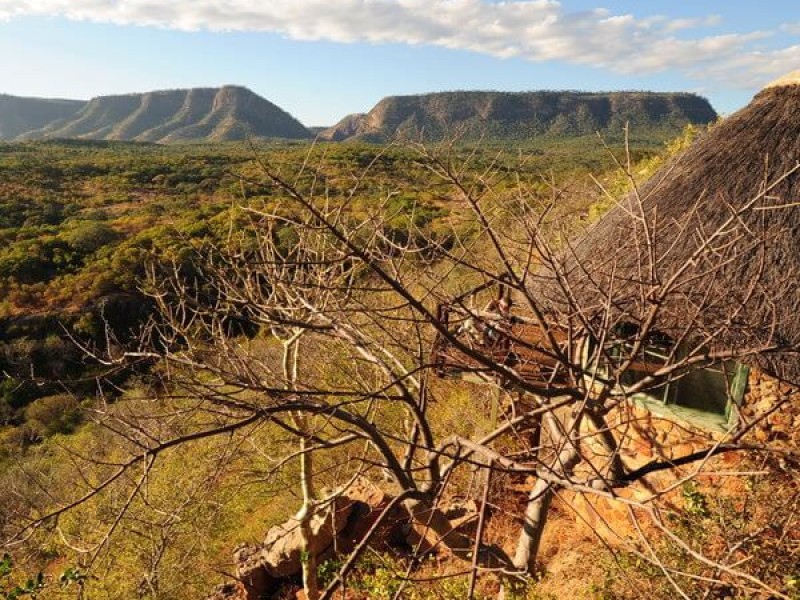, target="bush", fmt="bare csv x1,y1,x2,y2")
23,395,81,437
62,221,119,254
0,424,43,454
